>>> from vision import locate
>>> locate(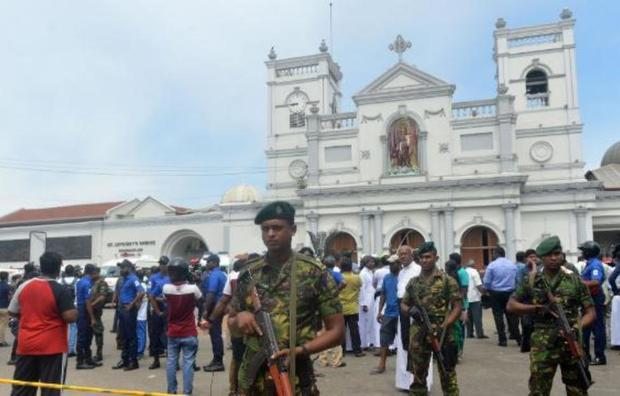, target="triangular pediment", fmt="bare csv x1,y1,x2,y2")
353,62,454,104
127,197,177,219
